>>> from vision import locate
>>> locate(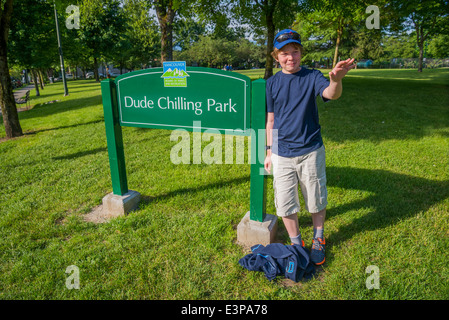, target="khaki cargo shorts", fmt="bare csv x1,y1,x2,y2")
271,145,328,216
